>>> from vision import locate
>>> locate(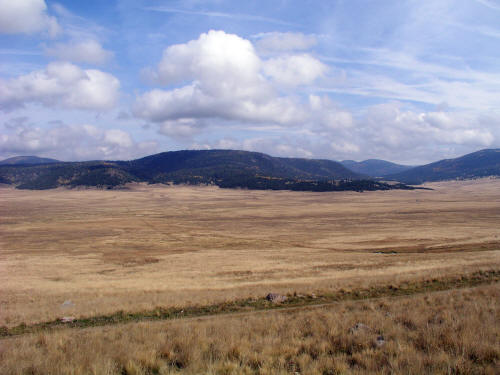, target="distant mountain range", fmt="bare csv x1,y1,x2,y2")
0,150,410,192
0,148,498,190
386,148,500,184
340,159,414,177
0,155,60,165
